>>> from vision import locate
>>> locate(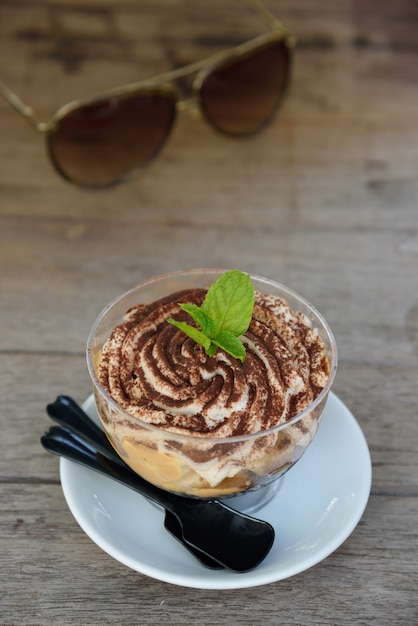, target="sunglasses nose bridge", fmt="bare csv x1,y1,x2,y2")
36,121,52,133
176,96,201,119
175,69,215,121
